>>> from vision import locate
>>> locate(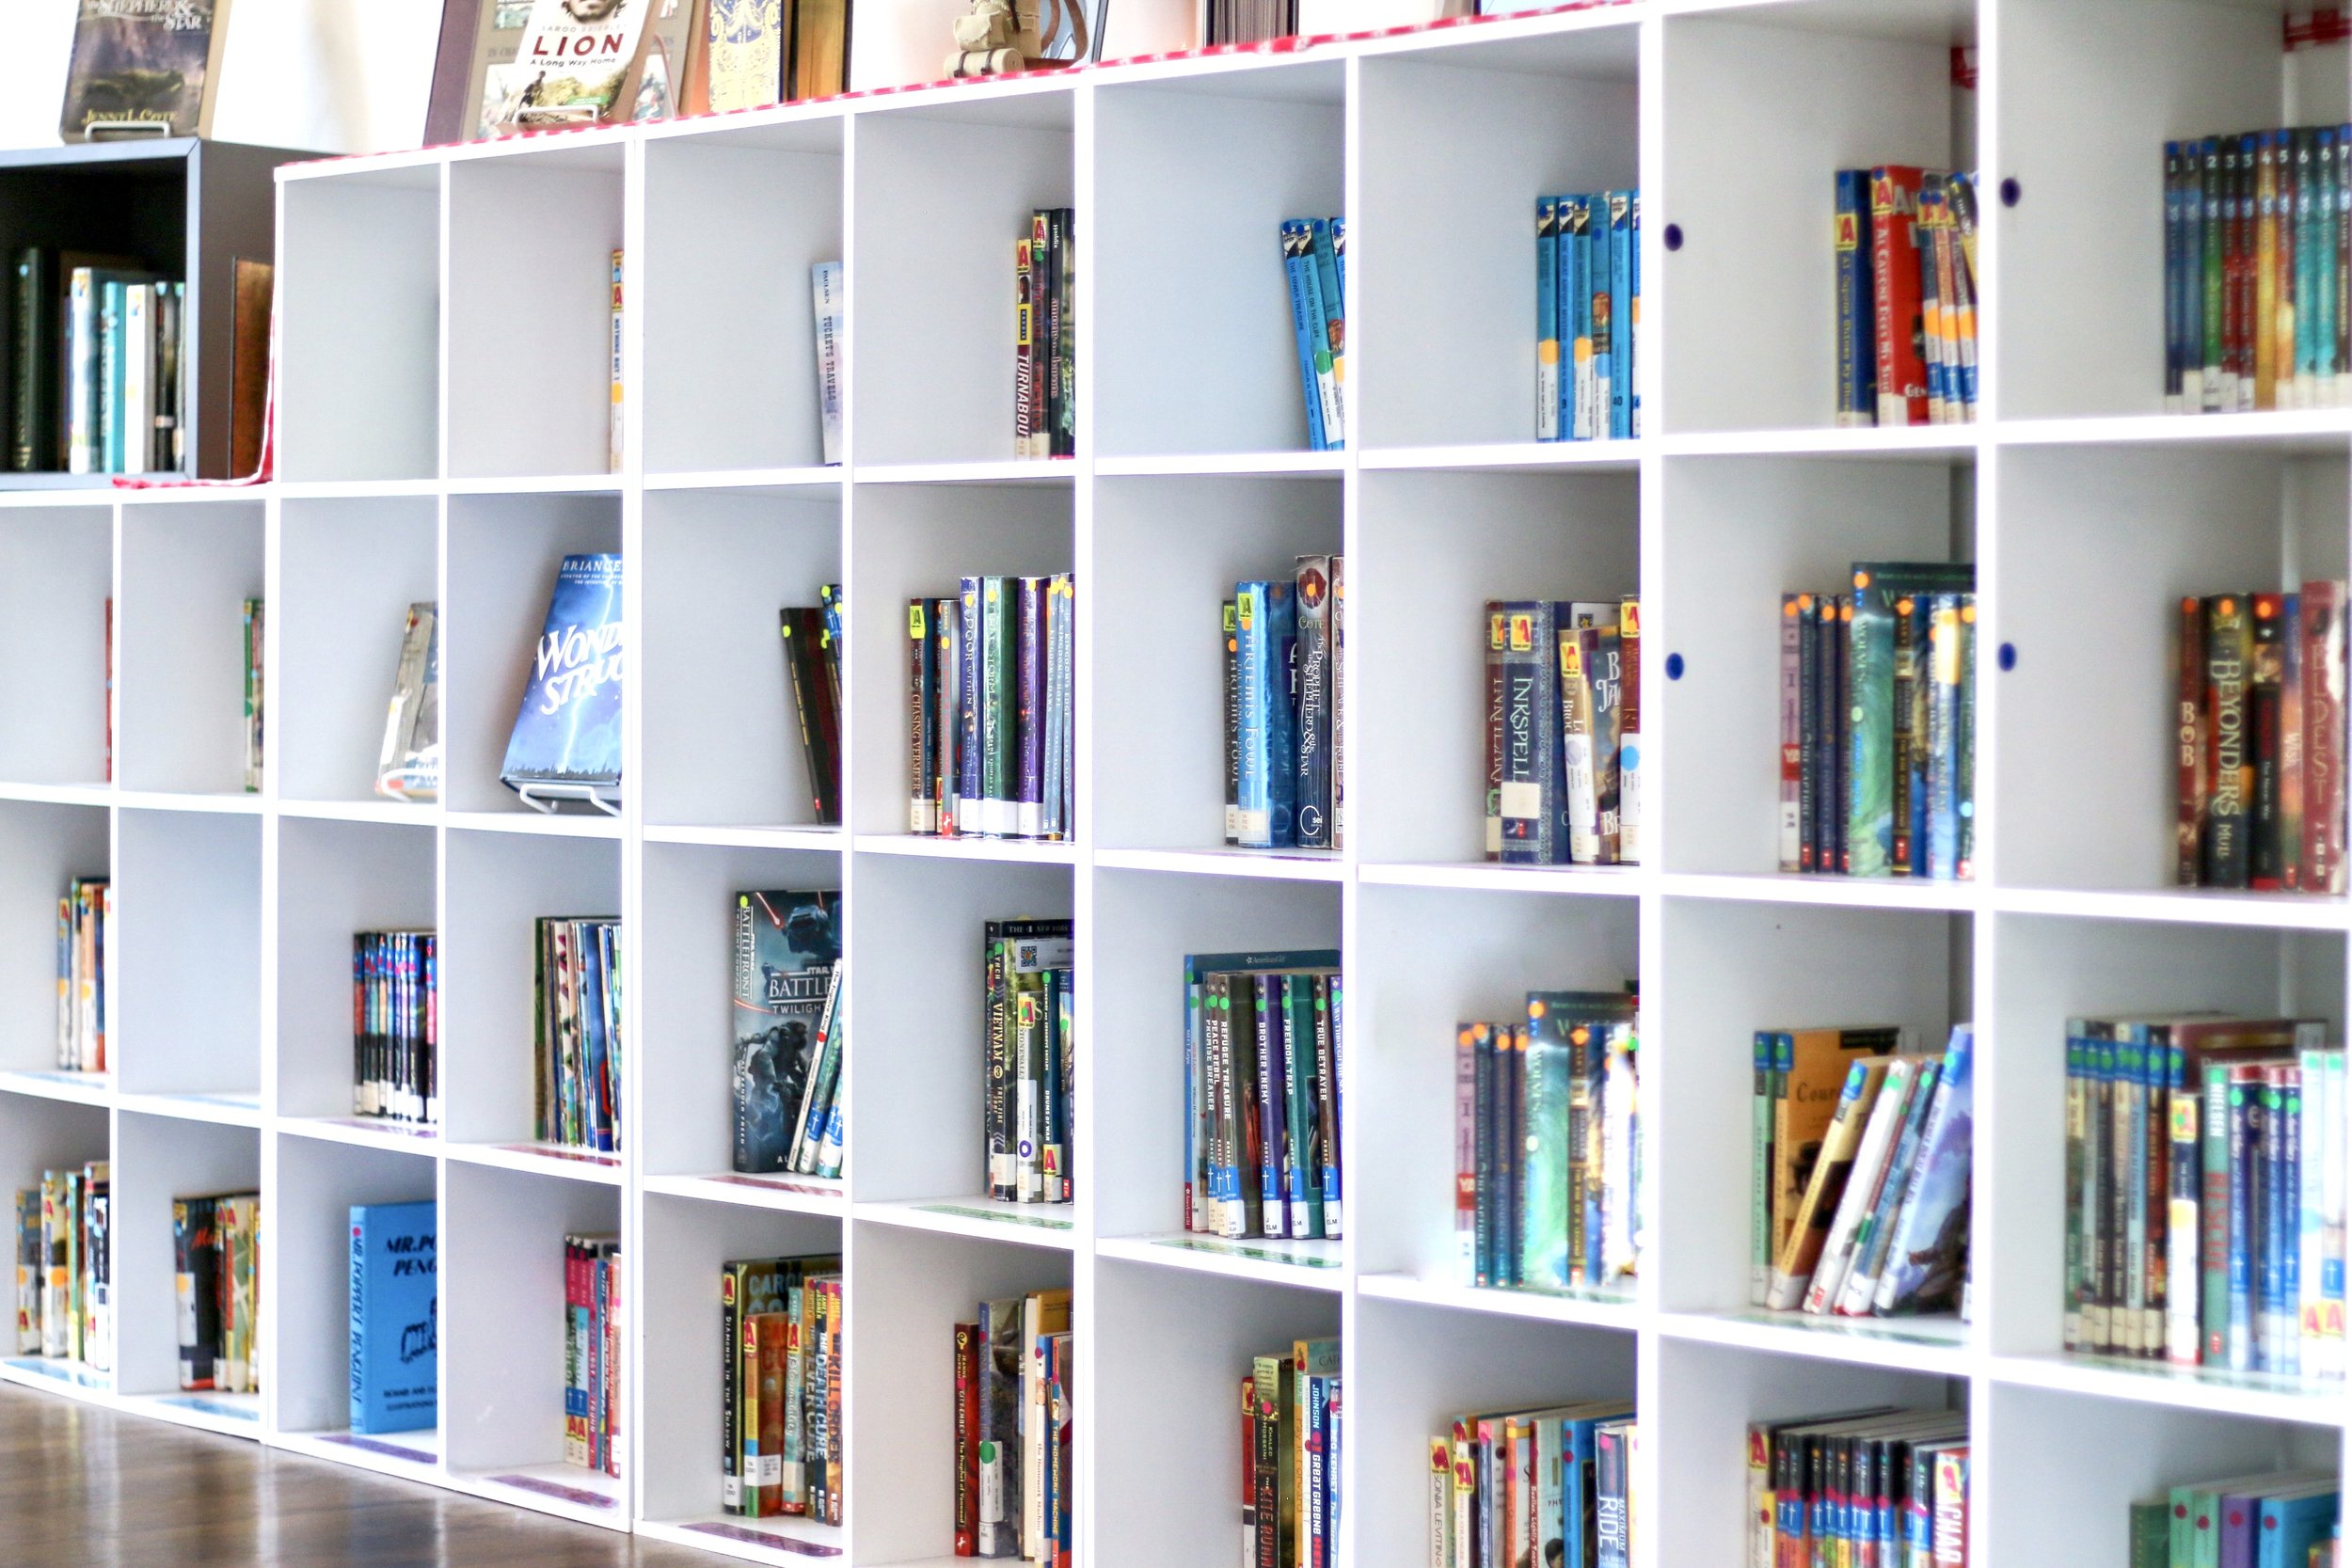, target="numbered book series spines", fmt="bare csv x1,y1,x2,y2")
907,576,1075,841
563,1233,622,1478
1248,1338,1340,1568
1184,950,1342,1243
352,929,437,1127
1535,187,1640,441
1431,1396,1633,1568
781,591,846,824
55,874,108,1071
534,915,623,1155
2060,1016,2346,1383
2166,128,2352,414
729,890,843,1178
2130,1472,2339,1568
1456,989,1639,1294
1834,167,1978,426
1746,1408,1966,1568
172,1190,258,1393
1280,217,1346,451
2176,586,2349,893
984,919,1074,1206
719,1255,842,1521
14,1163,111,1373
951,1288,1072,1562
1017,208,1077,460
1488,598,1640,866
1224,558,1345,850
